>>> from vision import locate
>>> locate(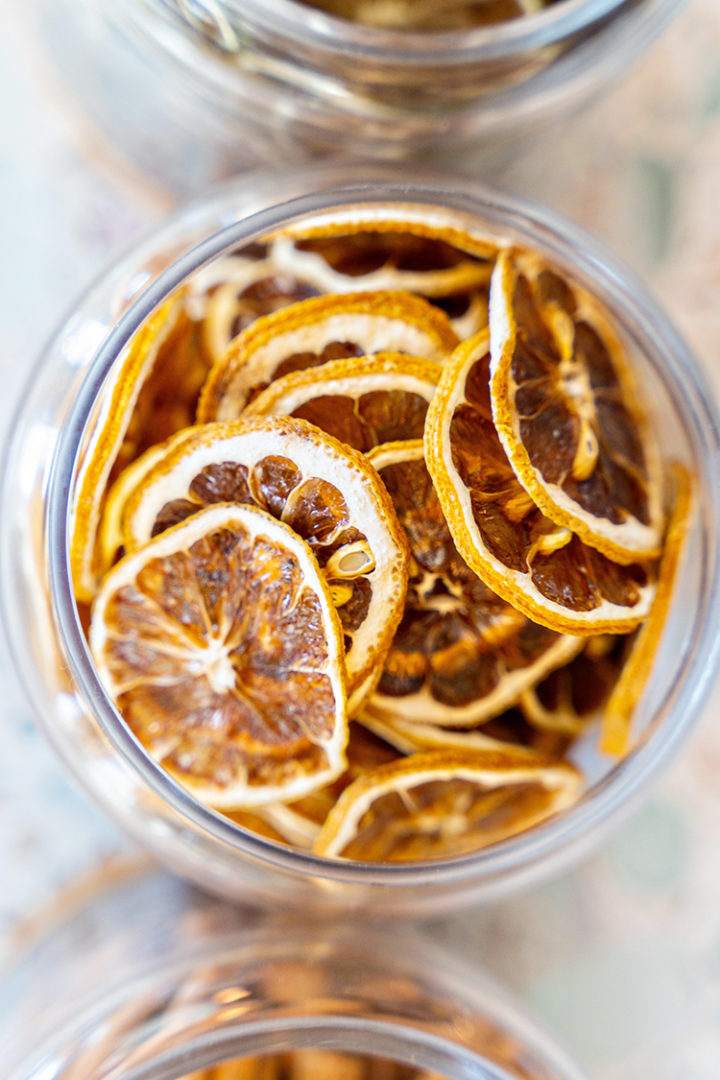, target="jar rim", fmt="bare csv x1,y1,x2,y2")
43,173,720,895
